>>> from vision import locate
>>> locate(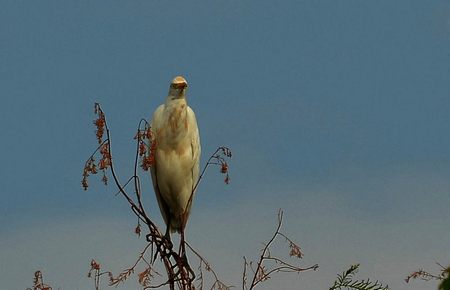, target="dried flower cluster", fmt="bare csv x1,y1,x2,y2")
279,232,304,259
81,141,111,189
89,259,101,273
196,146,232,188
289,242,303,258
218,147,231,184
255,264,269,283
81,104,112,190
81,157,95,190
134,122,156,171
94,103,106,144
26,271,52,290
138,267,154,287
